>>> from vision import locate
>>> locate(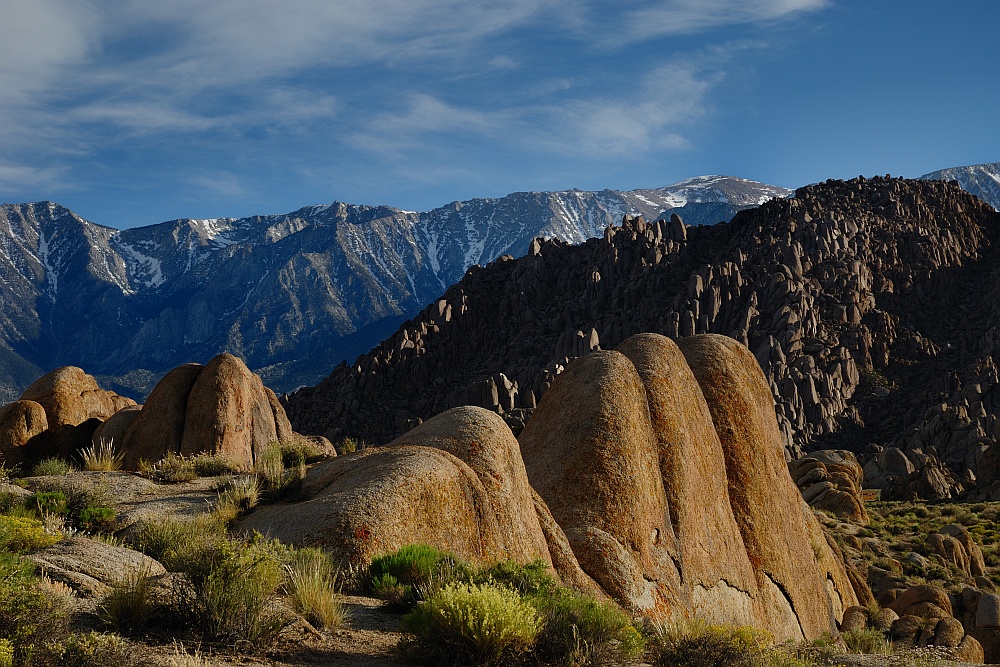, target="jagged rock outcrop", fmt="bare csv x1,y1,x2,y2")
789,450,869,523
285,176,1000,499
